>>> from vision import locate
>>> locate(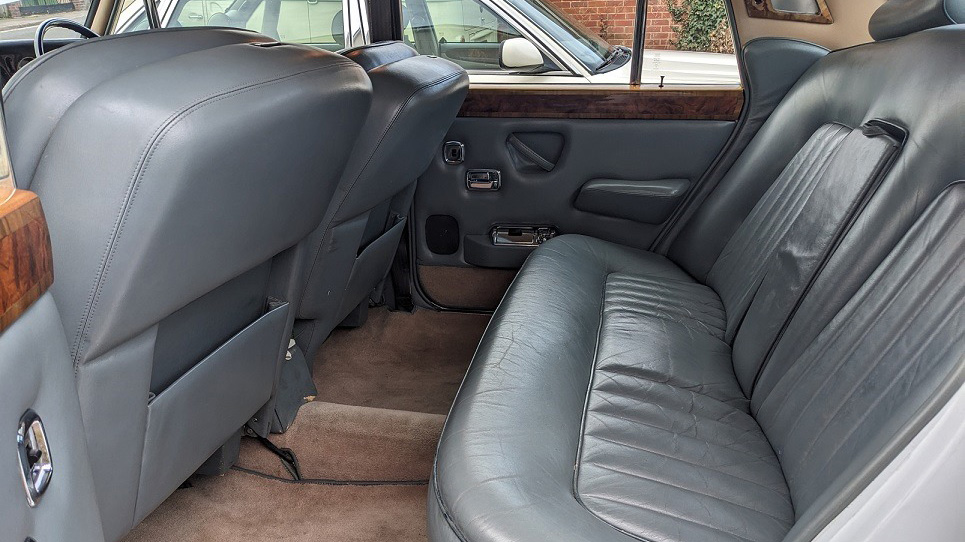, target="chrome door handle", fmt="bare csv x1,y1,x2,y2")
17,410,53,507
466,169,500,190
